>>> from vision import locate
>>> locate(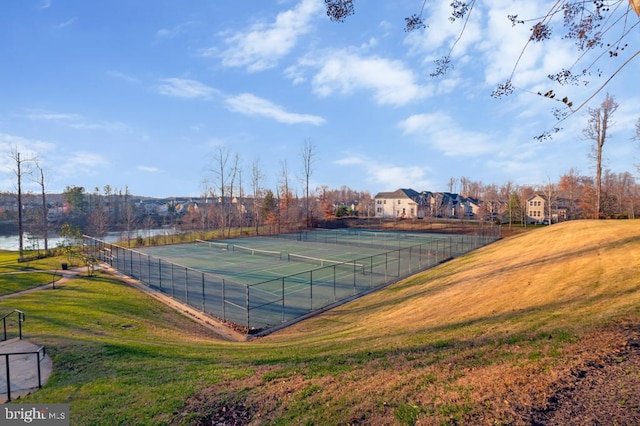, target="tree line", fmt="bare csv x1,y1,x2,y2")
4,93,639,258
2,140,376,257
